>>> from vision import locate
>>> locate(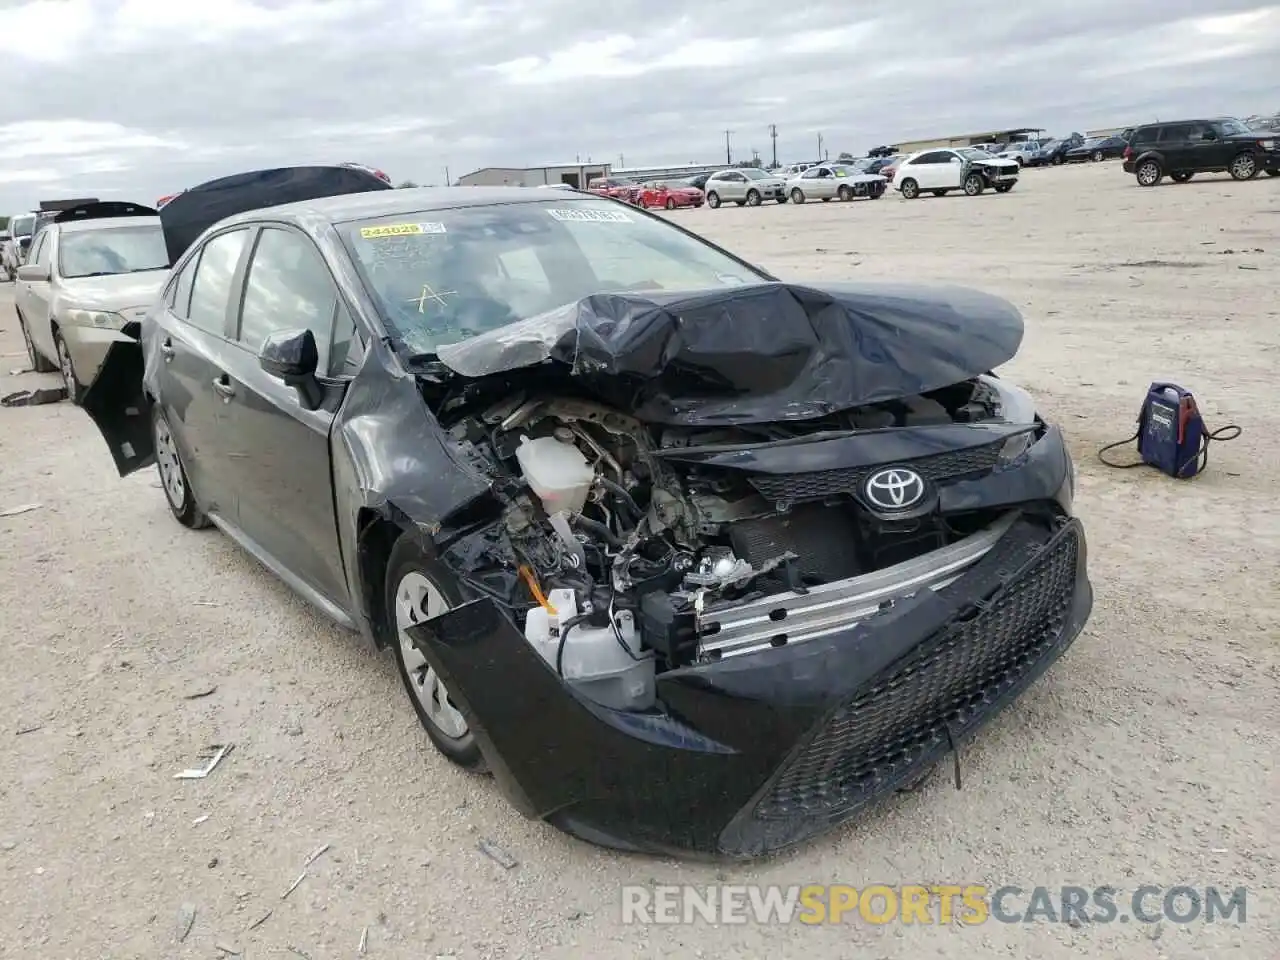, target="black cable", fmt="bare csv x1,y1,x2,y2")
571,514,622,548
555,613,591,677
597,478,643,520
1098,424,1242,476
